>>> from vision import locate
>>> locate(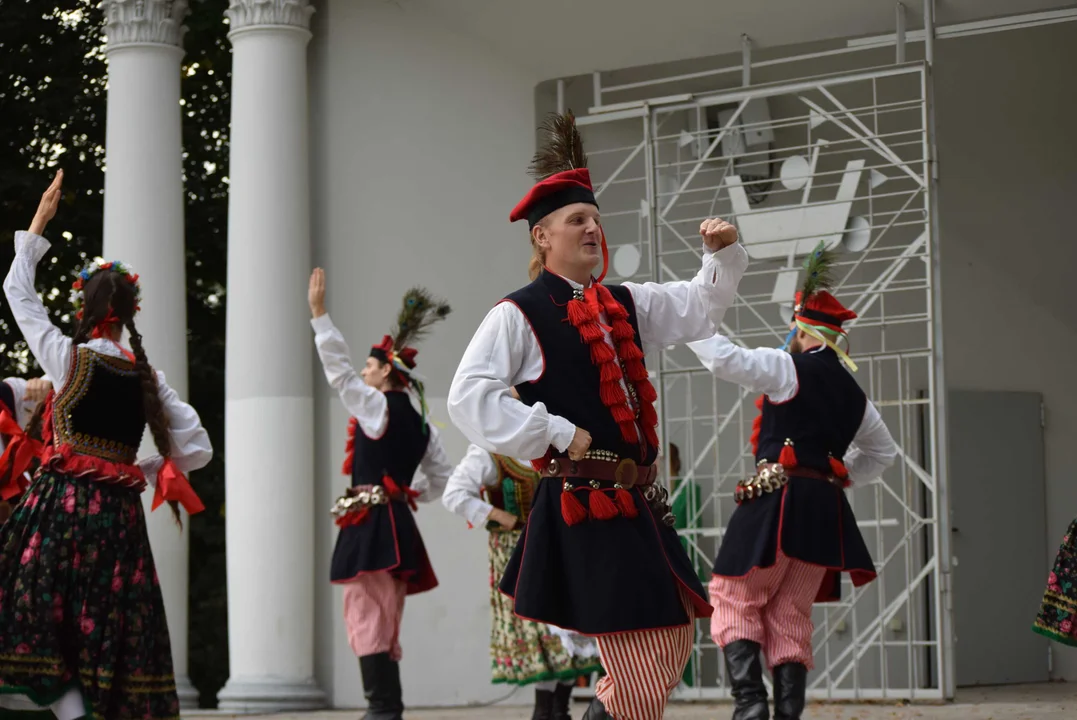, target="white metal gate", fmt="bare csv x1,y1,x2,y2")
575,62,947,700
